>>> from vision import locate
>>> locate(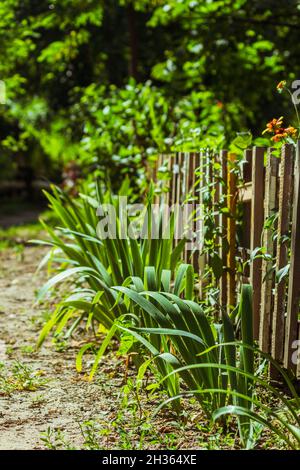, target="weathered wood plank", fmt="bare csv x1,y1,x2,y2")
227,152,237,311
171,153,179,207
272,144,294,363
175,153,184,242
243,149,253,183
238,182,252,203
183,152,190,264
177,152,183,204
219,150,228,310
168,154,173,200
250,147,265,339
193,152,201,272
154,154,162,204
259,148,279,353
284,141,300,371
213,152,220,232
198,151,207,298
